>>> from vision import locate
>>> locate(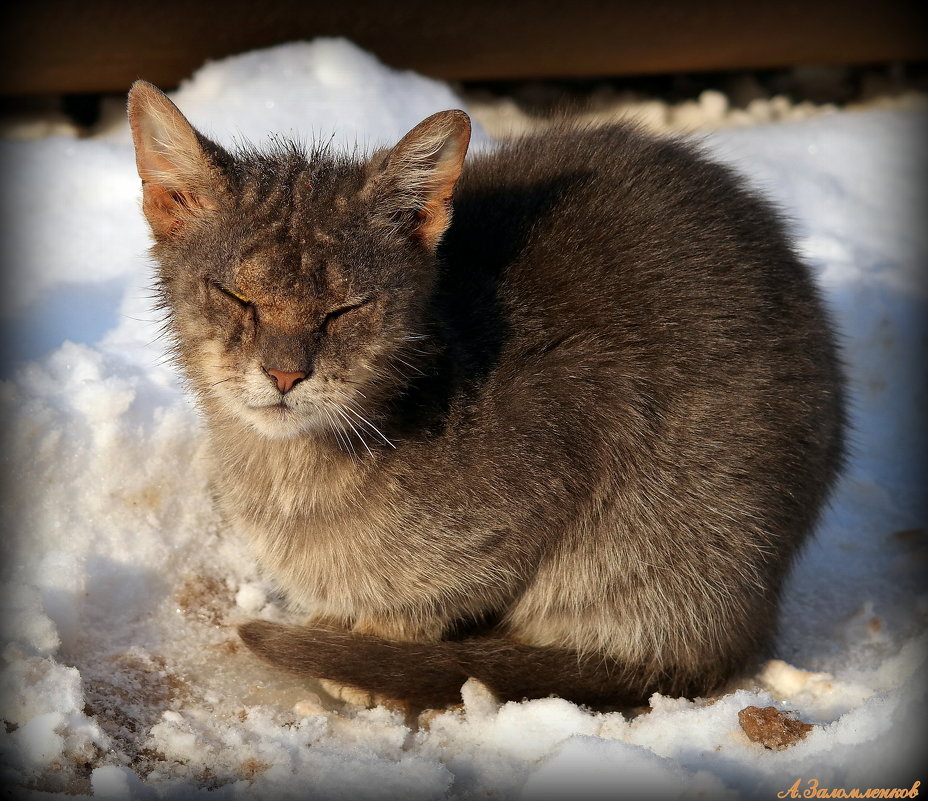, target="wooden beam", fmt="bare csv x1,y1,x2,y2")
1,1,925,96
